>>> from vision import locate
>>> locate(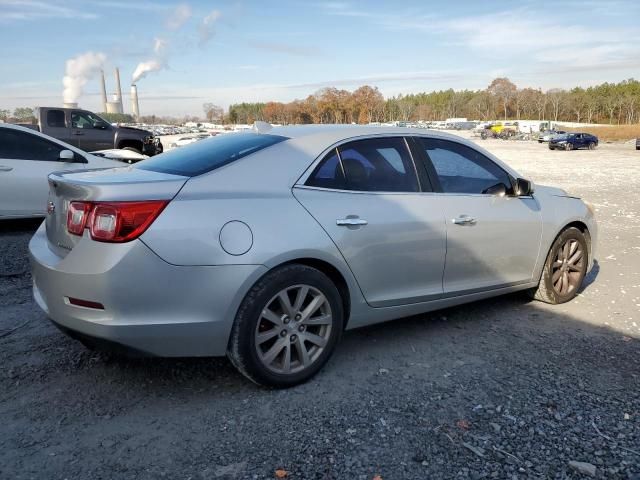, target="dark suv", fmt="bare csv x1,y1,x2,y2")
549,133,598,151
